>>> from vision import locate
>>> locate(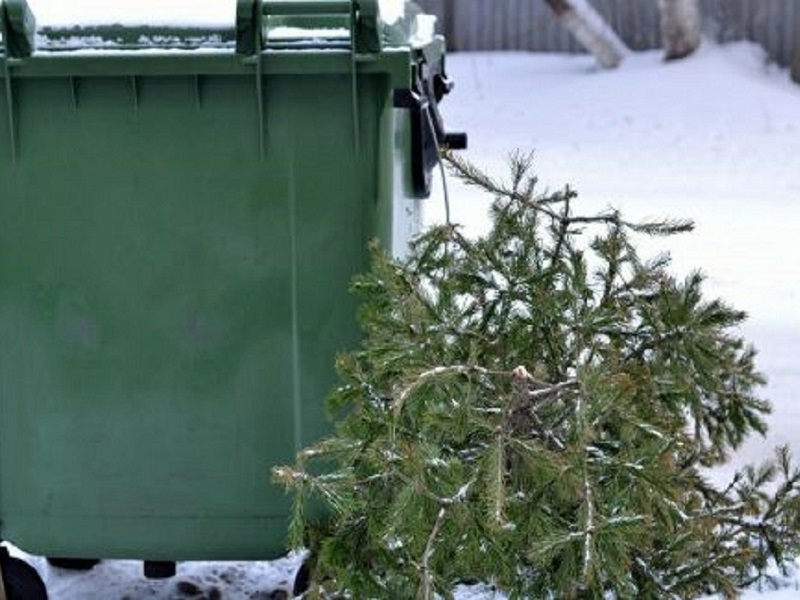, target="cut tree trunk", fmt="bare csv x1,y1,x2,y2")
543,0,628,69
658,0,702,60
